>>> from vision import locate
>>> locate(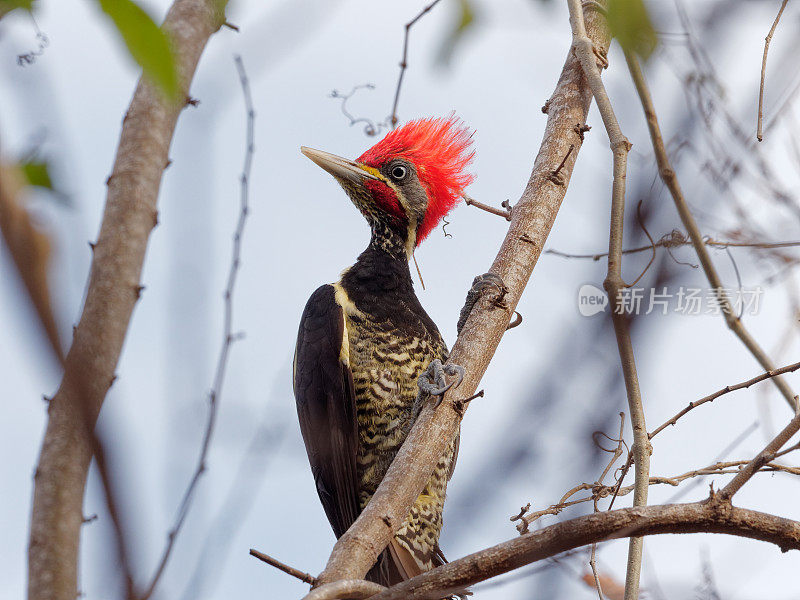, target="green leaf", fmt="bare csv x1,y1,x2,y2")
607,0,658,60
20,160,53,190
437,0,477,66
0,0,34,17
95,0,180,101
